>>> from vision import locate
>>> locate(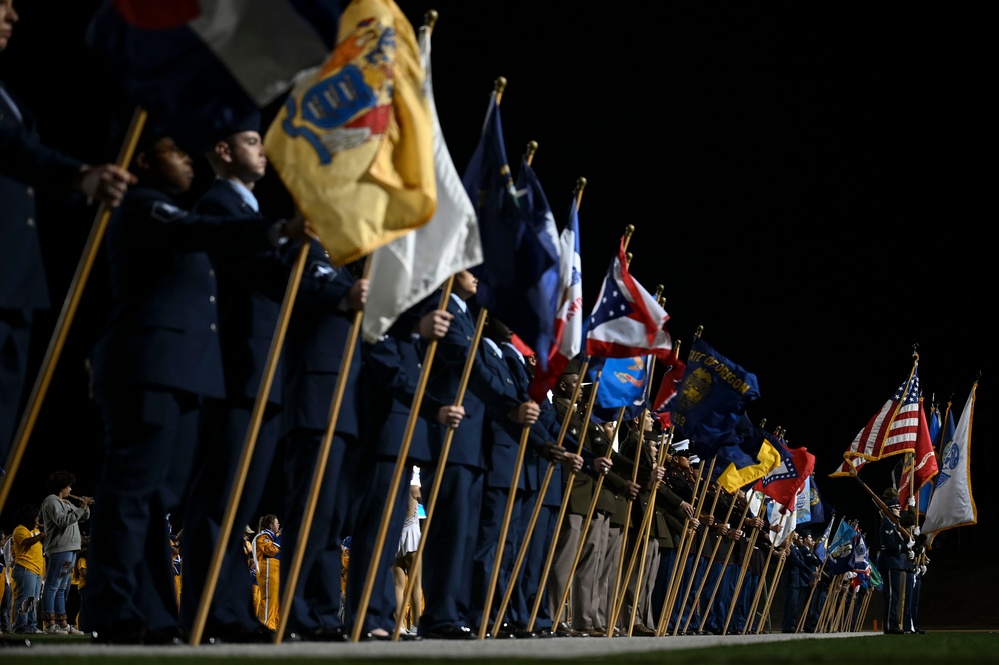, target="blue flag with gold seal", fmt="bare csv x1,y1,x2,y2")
671,336,760,459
